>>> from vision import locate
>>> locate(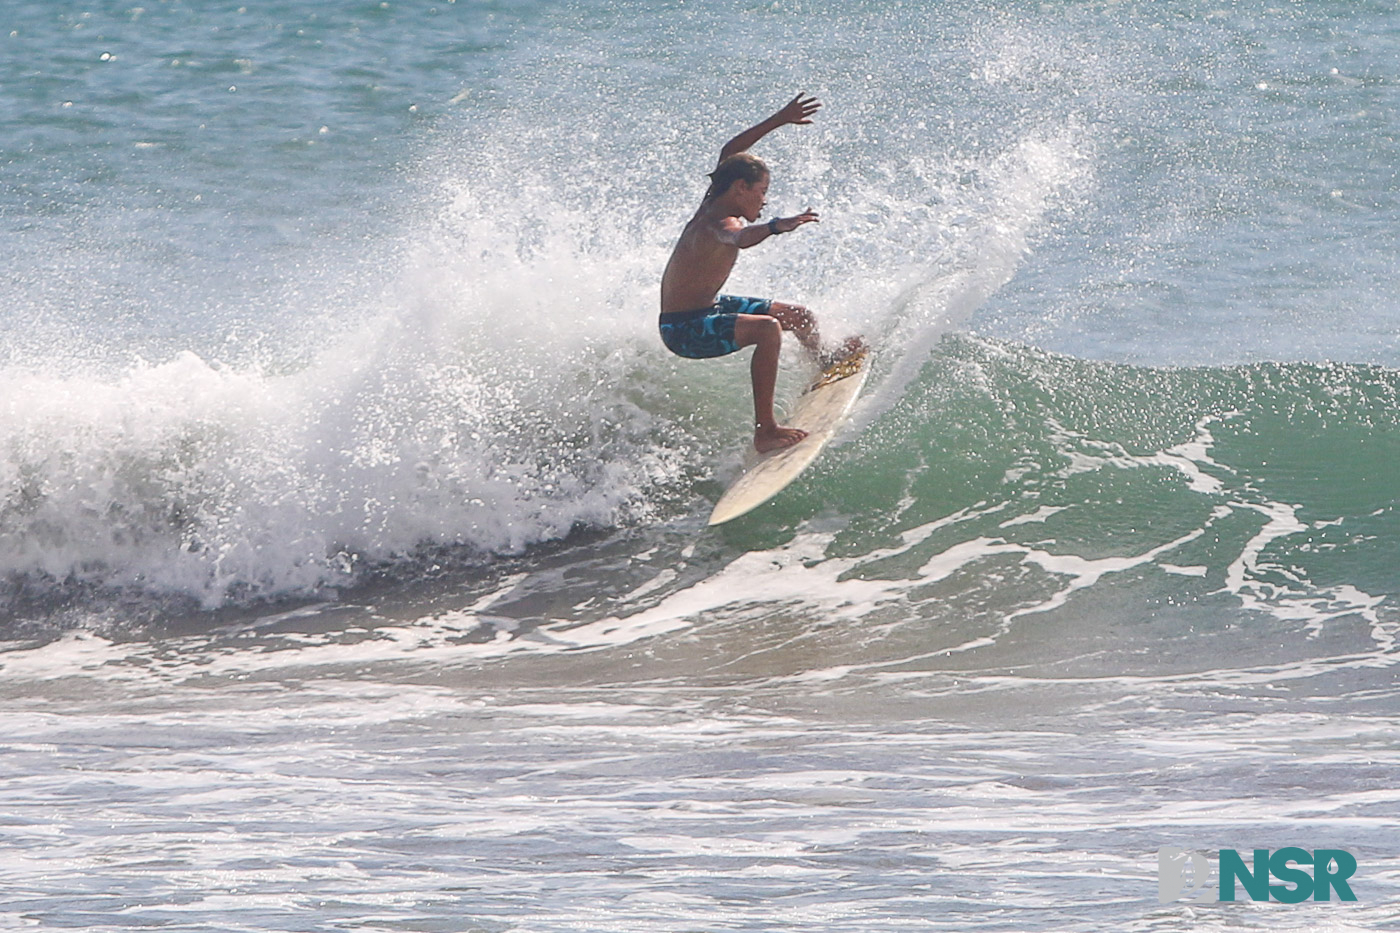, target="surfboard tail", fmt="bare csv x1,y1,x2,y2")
708,350,871,526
